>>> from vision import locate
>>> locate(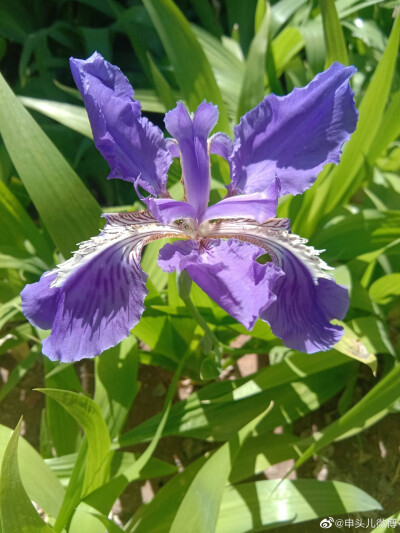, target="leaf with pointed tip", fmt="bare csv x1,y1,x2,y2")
0,420,55,533
170,404,273,533
0,73,101,257
36,389,111,496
